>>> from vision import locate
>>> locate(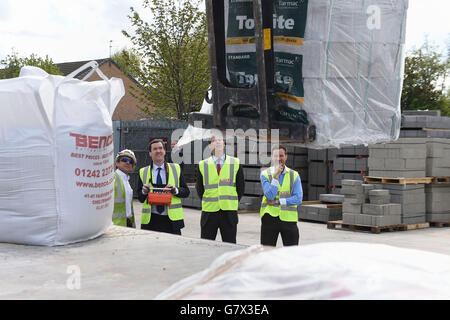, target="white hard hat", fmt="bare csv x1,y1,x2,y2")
115,149,137,167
